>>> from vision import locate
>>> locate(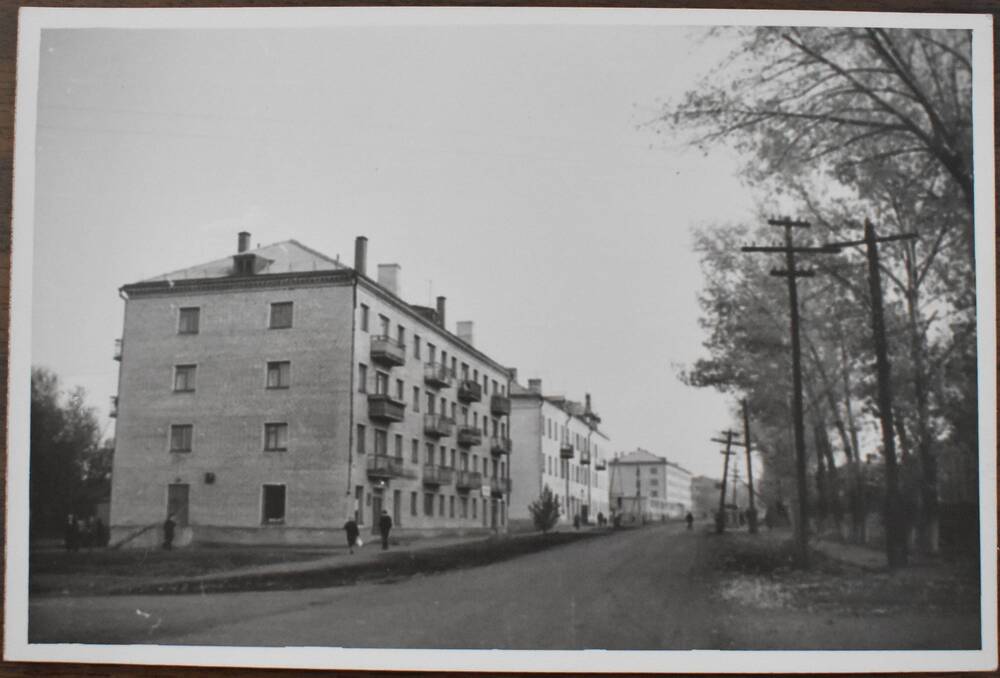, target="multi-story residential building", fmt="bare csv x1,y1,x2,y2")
508,379,611,528
109,233,514,547
608,449,693,523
